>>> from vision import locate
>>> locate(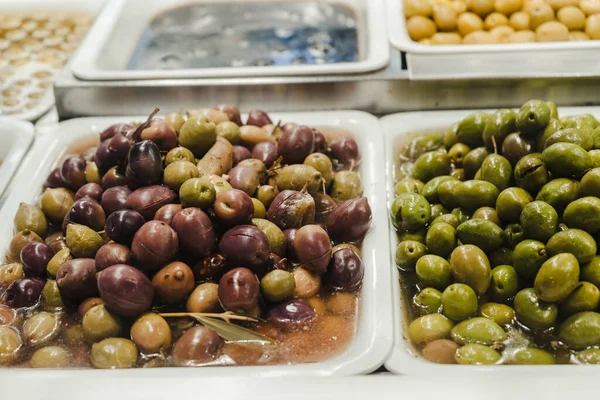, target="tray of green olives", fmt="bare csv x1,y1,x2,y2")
0,107,393,375
386,0,600,79
383,104,600,373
